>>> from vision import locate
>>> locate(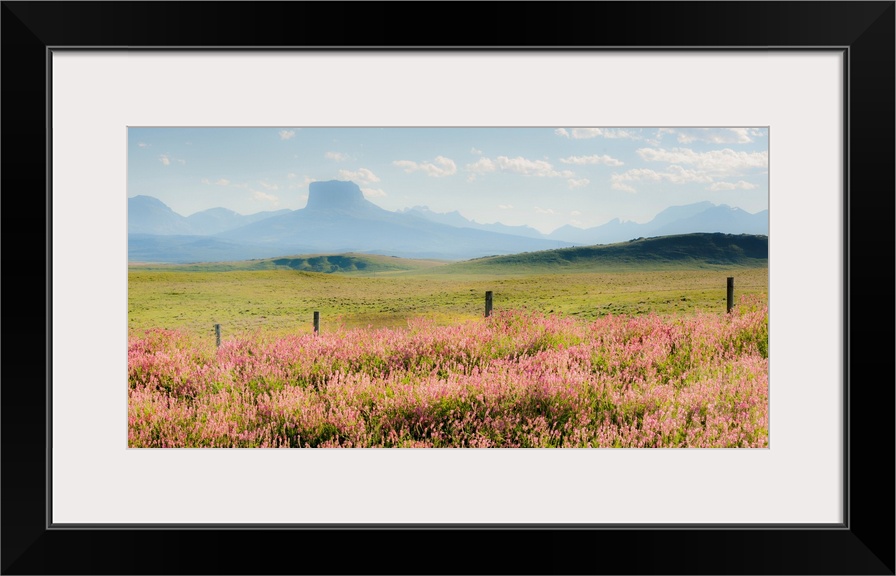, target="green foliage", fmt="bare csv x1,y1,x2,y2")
129,263,768,337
